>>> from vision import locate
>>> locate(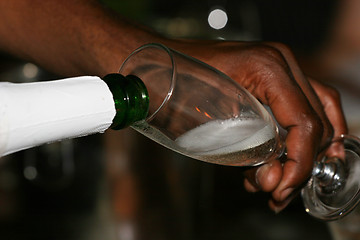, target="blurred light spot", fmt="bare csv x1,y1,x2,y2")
23,63,39,79
24,166,38,180
208,9,228,30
